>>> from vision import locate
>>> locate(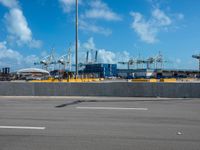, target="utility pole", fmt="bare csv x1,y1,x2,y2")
192,54,200,77
75,0,78,78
